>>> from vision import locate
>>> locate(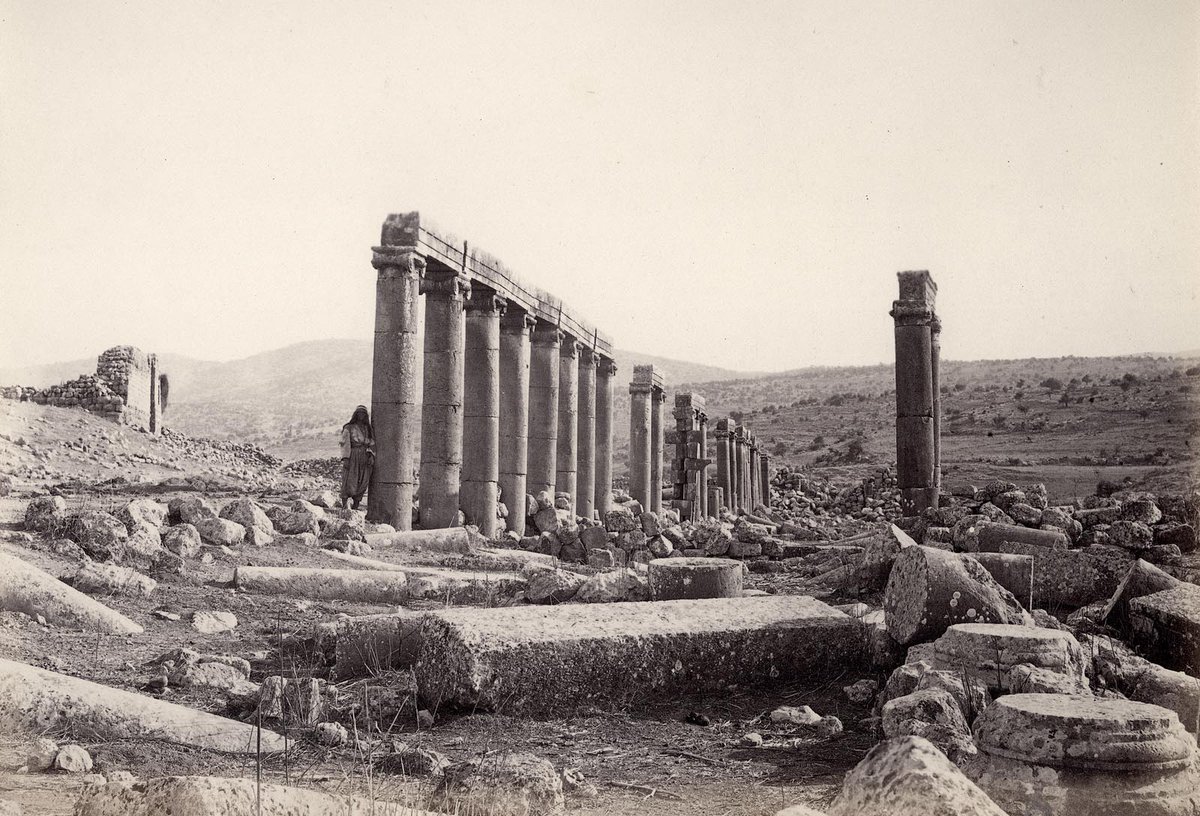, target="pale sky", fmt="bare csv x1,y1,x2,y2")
1,1,1197,372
